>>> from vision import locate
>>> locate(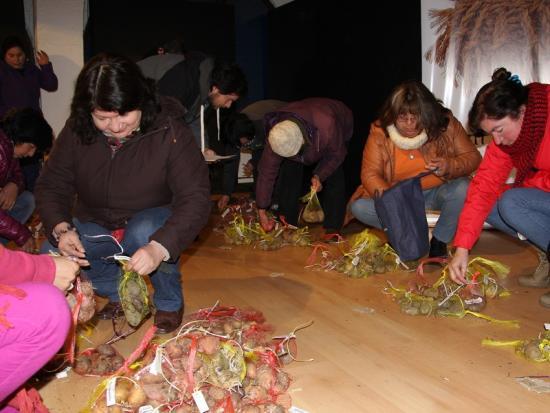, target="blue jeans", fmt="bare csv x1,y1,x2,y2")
485,188,550,251
41,207,183,312
350,177,470,243
0,190,35,245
